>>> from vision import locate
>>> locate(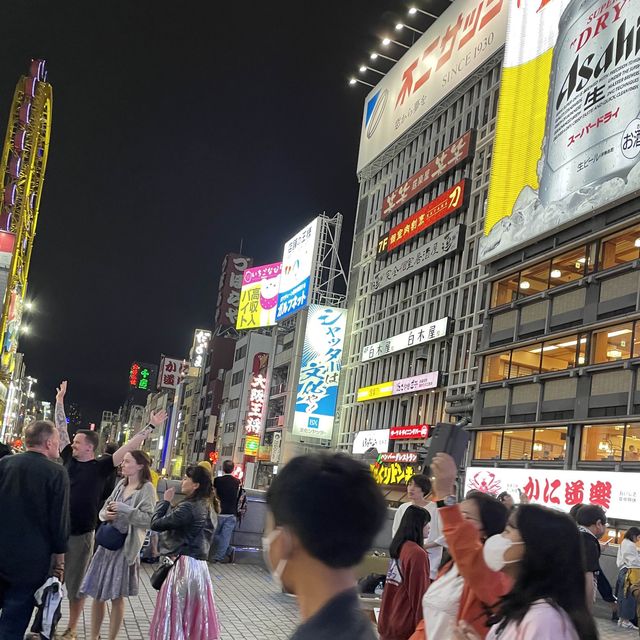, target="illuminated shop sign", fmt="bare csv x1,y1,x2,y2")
371,225,465,295
370,462,419,486
379,452,419,464
381,131,476,220
158,357,188,390
465,467,640,521
244,435,260,456
214,254,252,329
377,179,470,258
357,371,440,402
352,429,390,455
390,425,431,440
236,262,282,330
292,305,347,440
362,318,450,362
129,362,155,391
244,353,269,437
190,329,212,369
